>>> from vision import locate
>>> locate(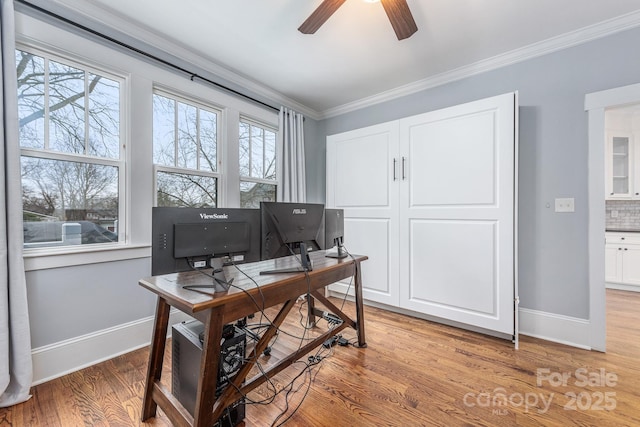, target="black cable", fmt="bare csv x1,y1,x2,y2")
228,292,334,424
183,260,267,315
15,0,280,113
181,258,349,425
229,262,316,342
271,360,316,427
